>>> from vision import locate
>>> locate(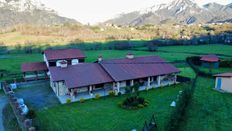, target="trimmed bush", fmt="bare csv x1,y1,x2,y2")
117,92,122,96
80,98,85,103
108,91,115,96
95,94,101,99
137,104,144,108
66,98,71,103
